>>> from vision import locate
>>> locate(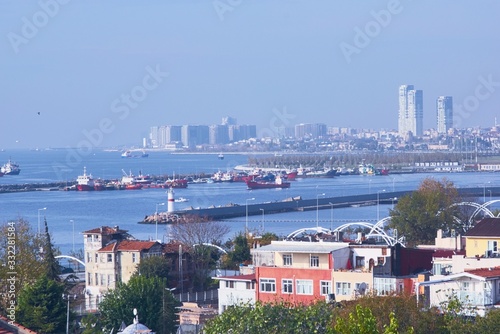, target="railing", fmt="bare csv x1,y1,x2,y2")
174,289,218,304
